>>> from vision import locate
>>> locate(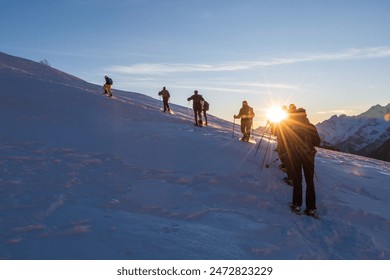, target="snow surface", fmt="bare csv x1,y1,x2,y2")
1,53,390,260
